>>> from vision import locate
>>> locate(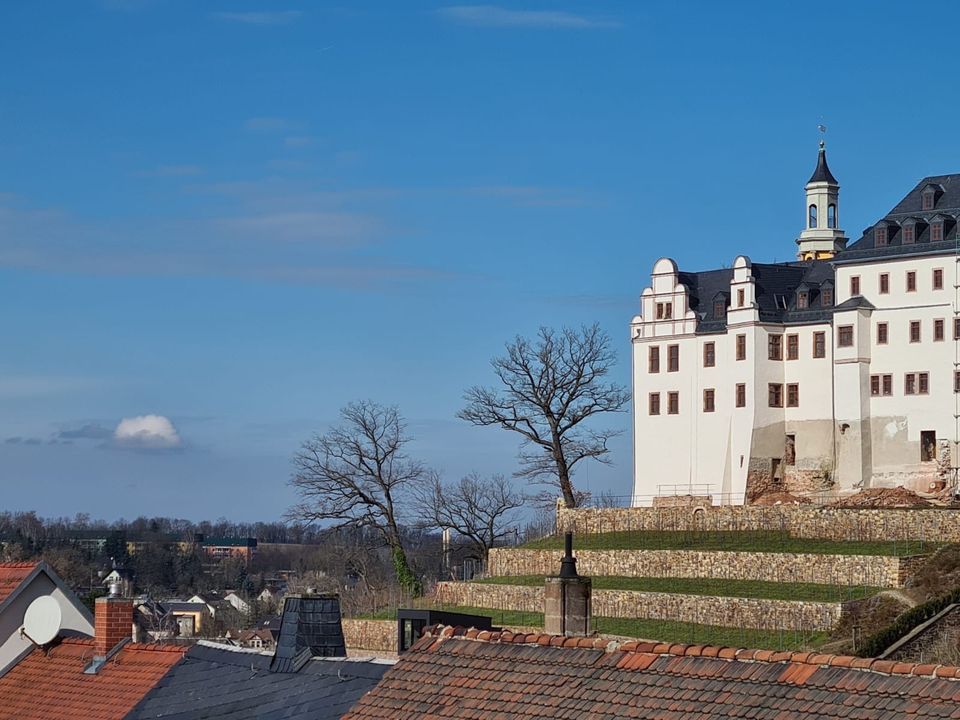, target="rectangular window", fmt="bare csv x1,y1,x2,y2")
648,346,660,373
850,276,860,296
648,393,660,415
919,372,929,395
876,226,887,246
907,271,917,292
786,334,799,360
797,292,808,309
910,321,921,343
935,319,945,342
821,287,833,306
870,375,880,397
736,334,746,361
785,434,796,466
955,371,960,394
877,322,888,345
955,318,960,340
923,194,935,211
656,302,673,320
838,325,854,348
921,431,937,462
735,383,746,408
879,273,889,294
667,392,679,415
932,223,943,242
903,225,915,244
737,288,745,307
905,373,917,395
813,331,826,358
786,383,799,408
703,342,715,368
667,345,679,372
714,300,726,319
768,334,783,360
703,389,715,413
883,374,893,396
934,268,944,290
768,383,783,408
